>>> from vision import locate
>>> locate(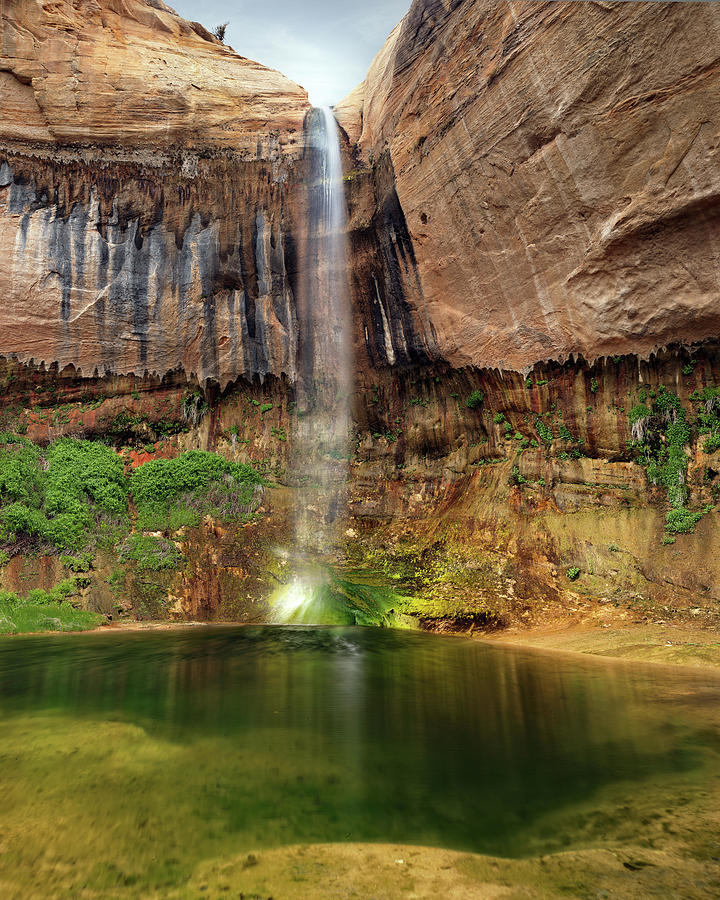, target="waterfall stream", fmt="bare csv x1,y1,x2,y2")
274,106,353,622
